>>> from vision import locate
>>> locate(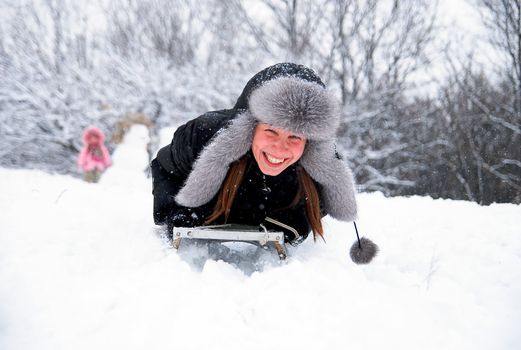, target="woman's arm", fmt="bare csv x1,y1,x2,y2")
151,110,236,228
